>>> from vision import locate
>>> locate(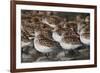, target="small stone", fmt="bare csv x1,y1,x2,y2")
36,56,50,62
21,53,33,62
56,51,65,59
60,57,73,61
